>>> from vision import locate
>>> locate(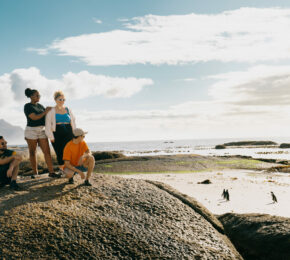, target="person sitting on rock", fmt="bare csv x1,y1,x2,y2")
0,136,22,190
63,128,95,186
